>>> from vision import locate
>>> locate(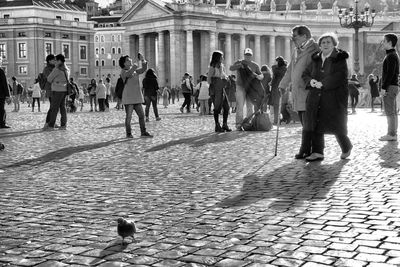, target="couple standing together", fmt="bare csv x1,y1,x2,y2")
281,25,399,162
